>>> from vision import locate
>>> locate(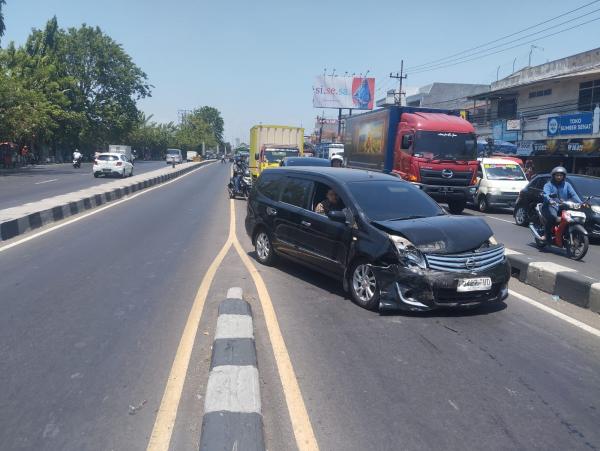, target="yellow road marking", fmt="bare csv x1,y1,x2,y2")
146,200,235,451
232,223,319,450
148,198,318,450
